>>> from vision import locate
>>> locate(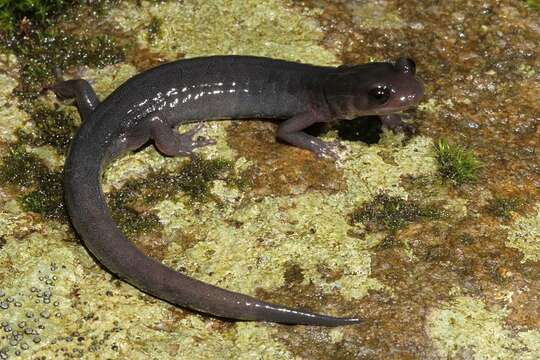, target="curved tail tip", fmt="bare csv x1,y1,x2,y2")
312,316,362,327
335,317,362,326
